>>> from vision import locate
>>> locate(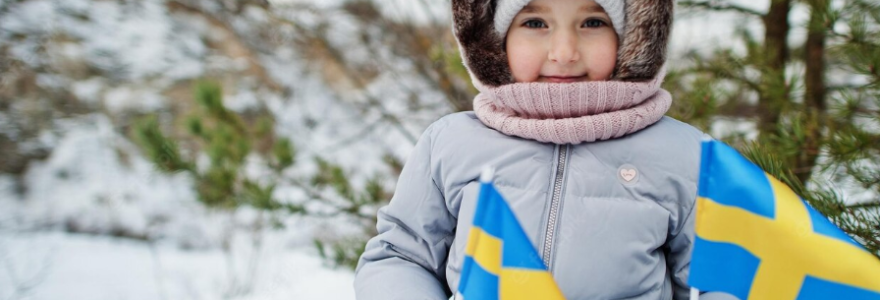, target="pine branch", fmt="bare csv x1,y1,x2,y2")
286,176,376,223
828,83,876,92
678,0,764,17
848,201,880,210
